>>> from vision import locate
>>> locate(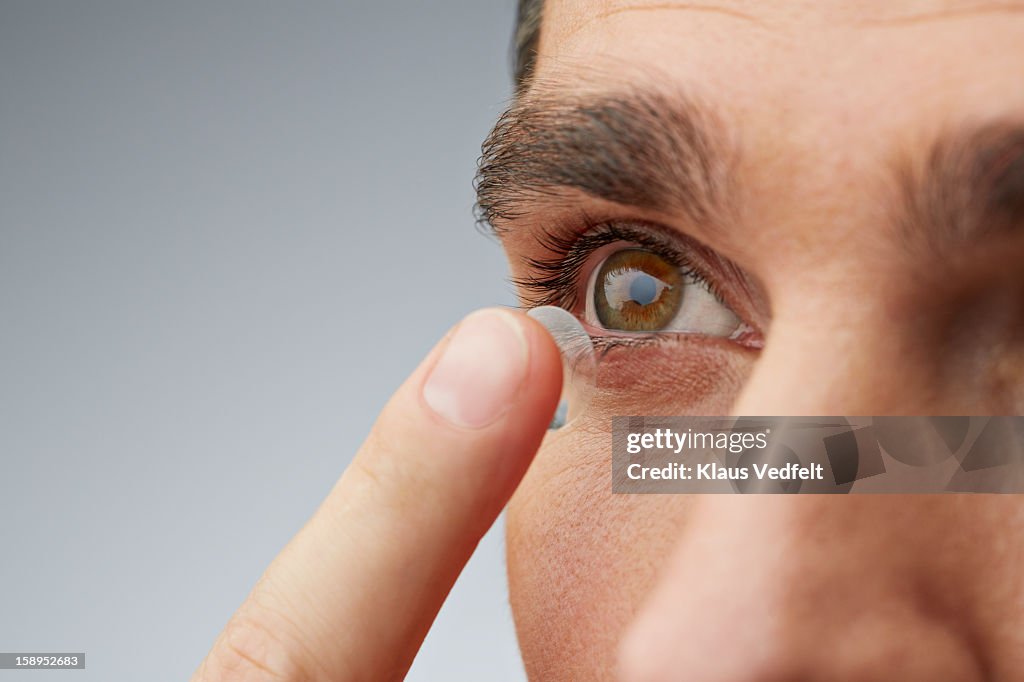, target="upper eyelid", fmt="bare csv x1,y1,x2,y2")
526,220,725,308
580,231,714,302
563,219,723,277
